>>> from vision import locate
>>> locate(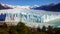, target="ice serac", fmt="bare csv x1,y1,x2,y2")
0,13,6,21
